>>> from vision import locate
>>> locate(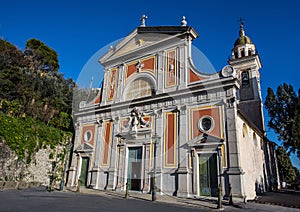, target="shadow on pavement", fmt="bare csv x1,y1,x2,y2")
254,189,300,208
